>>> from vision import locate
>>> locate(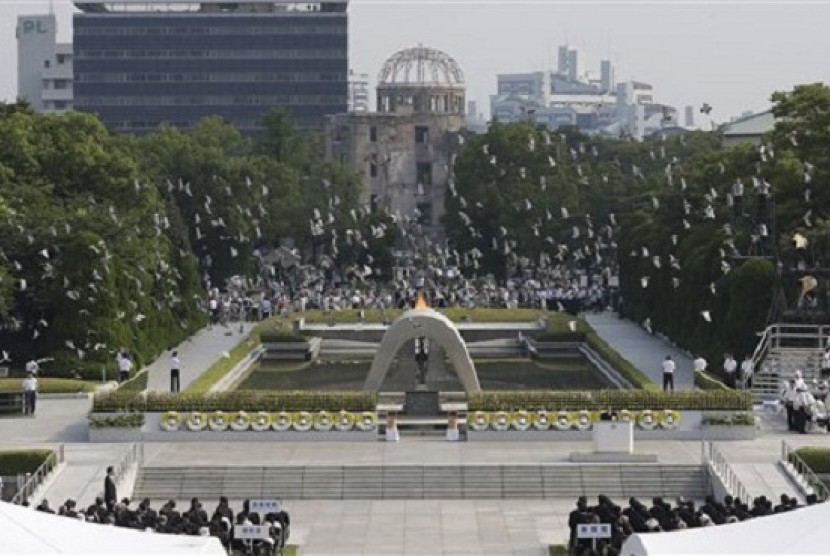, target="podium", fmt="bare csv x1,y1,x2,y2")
570,420,657,462
593,421,633,453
